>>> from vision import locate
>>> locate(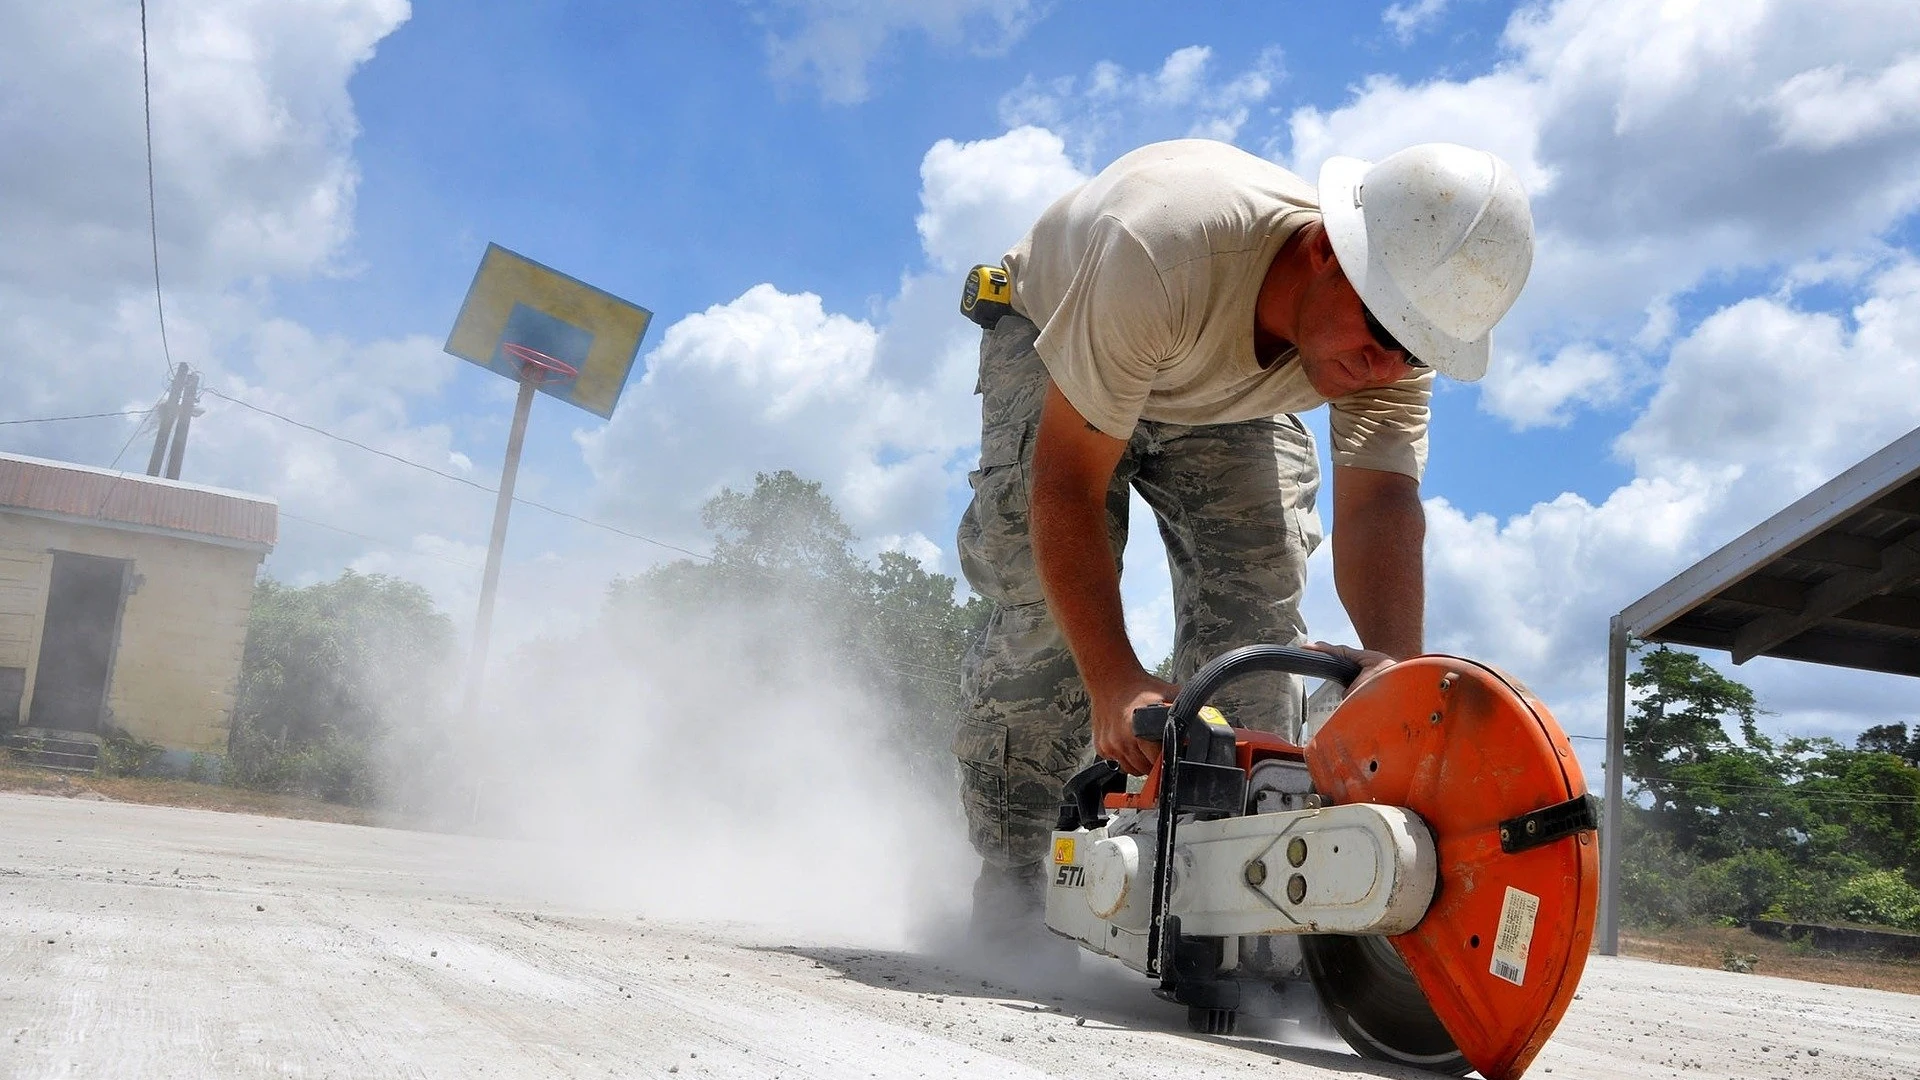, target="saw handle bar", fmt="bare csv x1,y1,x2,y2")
1144,644,1360,984
1167,644,1360,730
